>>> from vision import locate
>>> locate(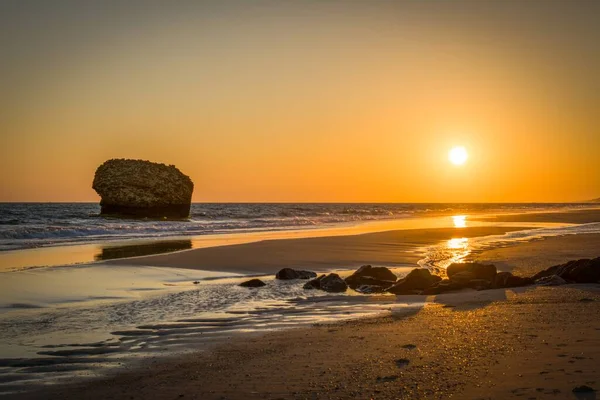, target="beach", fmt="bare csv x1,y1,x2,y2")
23,284,600,400
1,206,599,399
4,0,600,398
